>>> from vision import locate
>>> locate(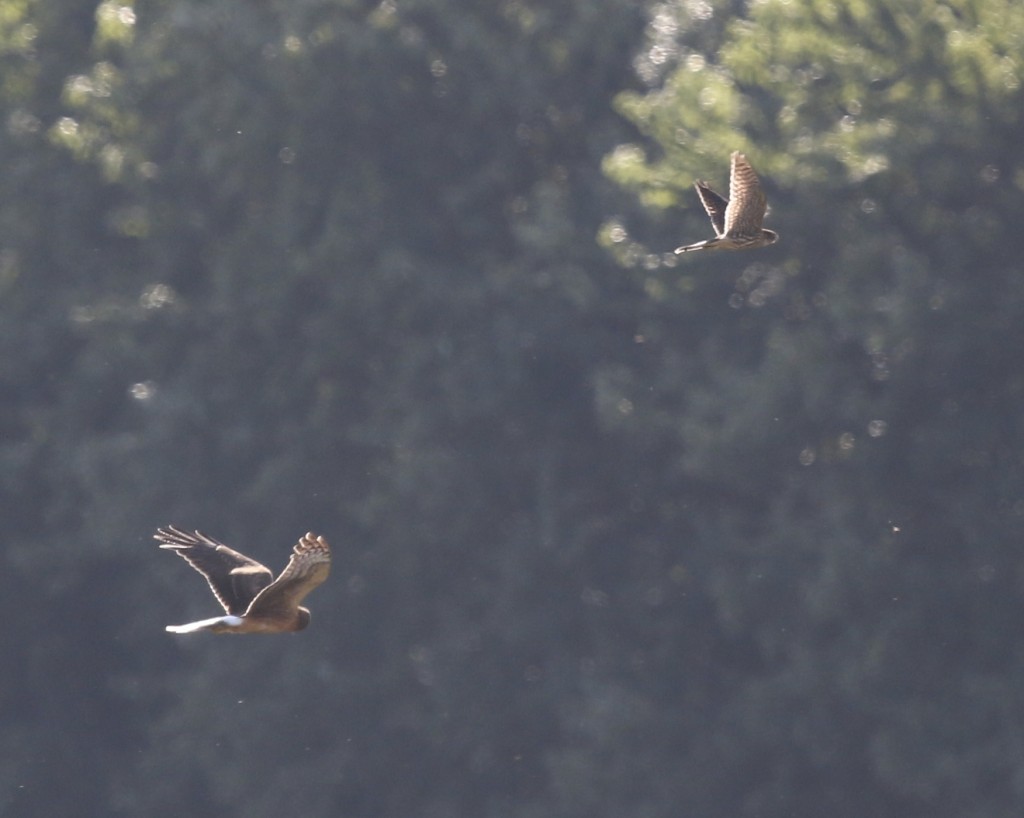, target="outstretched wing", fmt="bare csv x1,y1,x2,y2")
694,181,729,237
245,533,331,619
723,152,767,237
156,526,274,615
